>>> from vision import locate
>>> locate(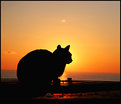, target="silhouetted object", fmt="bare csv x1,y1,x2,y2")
17,45,72,97
68,78,72,85
53,78,60,87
